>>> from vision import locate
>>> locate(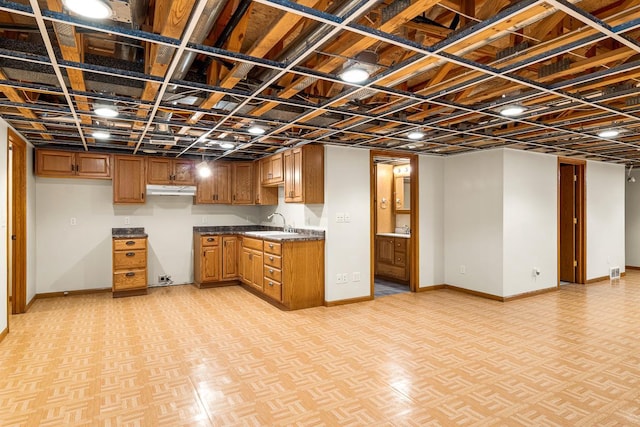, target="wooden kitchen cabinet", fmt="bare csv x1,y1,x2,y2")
375,236,409,283
195,161,231,204
113,155,146,204
240,237,263,292
112,236,148,297
194,234,239,287
253,161,278,205
232,162,253,205
36,149,111,179
261,153,284,186
283,144,324,204
222,236,239,279
146,157,195,185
